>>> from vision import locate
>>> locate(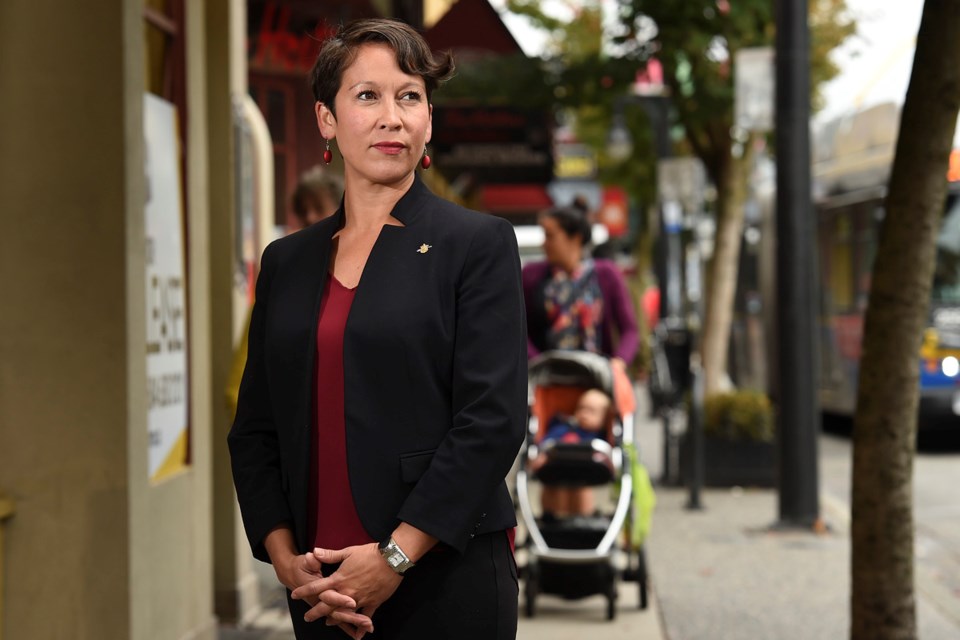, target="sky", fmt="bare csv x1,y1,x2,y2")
488,0,931,128
816,1,923,123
